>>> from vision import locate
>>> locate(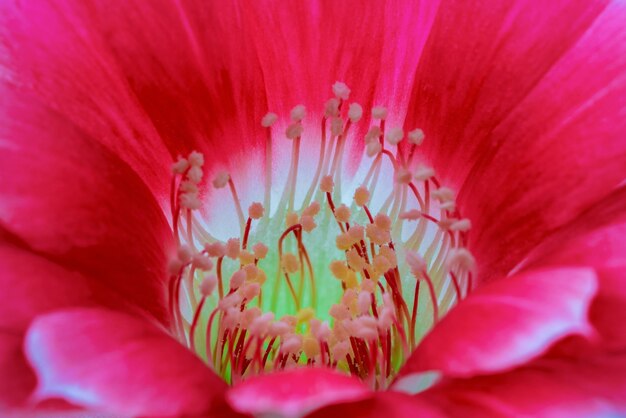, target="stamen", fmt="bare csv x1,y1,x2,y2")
166,83,476,388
